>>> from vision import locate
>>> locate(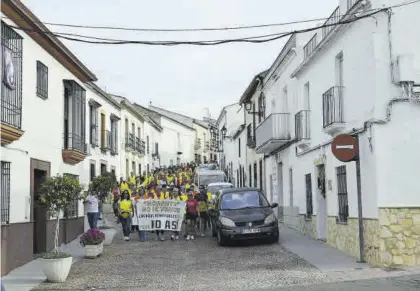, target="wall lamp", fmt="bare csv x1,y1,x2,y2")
244,102,264,117
221,126,233,140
